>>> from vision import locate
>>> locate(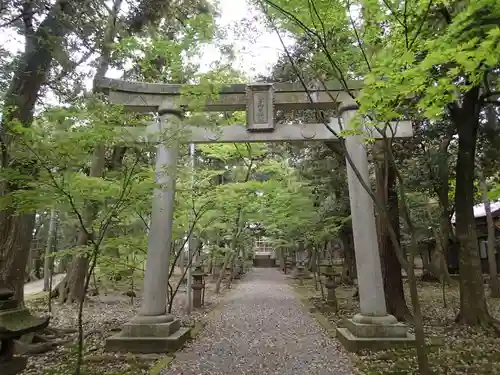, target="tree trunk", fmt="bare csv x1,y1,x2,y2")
179,243,185,284
0,0,76,302
278,247,285,272
56,146,106,303
341,229,356,284
308,247,317,272
56,0,124,303
374,141,411,322
422,205,452,284
436,211,452,284
43,209,57,292
452,86,491,326
226,251,238,288
215,250,231,294
0,212,36,302
478,168,500,298
208,247,214,274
